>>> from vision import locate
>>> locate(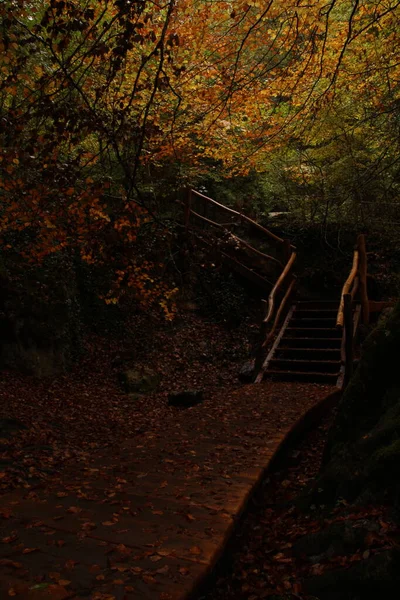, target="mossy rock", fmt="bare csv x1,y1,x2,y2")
306,301,400,510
